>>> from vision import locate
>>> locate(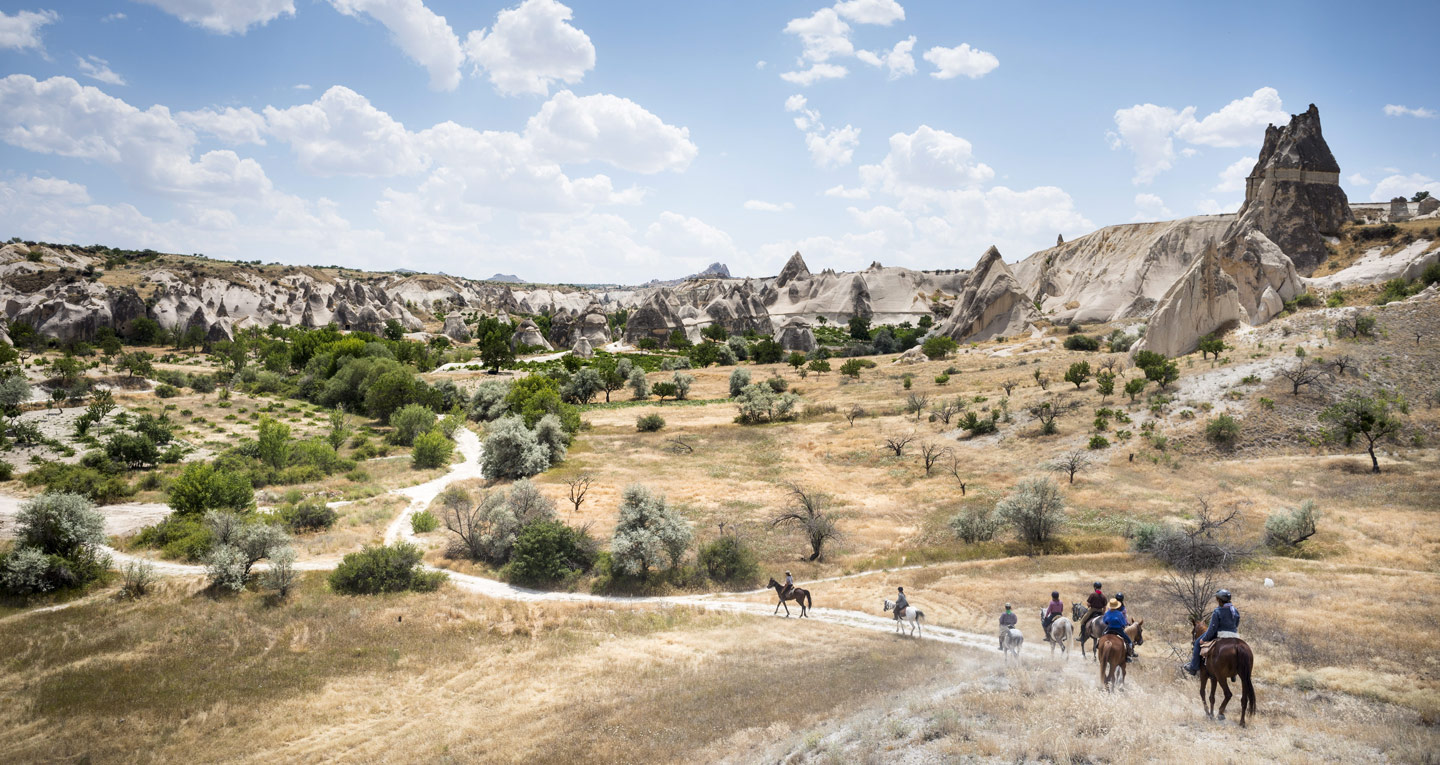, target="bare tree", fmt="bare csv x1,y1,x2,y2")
930,399,960,425
947,455,968,495
1033,370,1051,390
566,473,593,513
1099,355,1124,376
770,483,842,561
667,437,694,454
1328,355,1355,376
1145,498,1255,623
1001,378,1018,396
920,441,953,476
905,392,930,421
1028,397,1080,435
883,434,915,457
845,404,865,427
1046,449,1092,484
1279,359,1331,395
